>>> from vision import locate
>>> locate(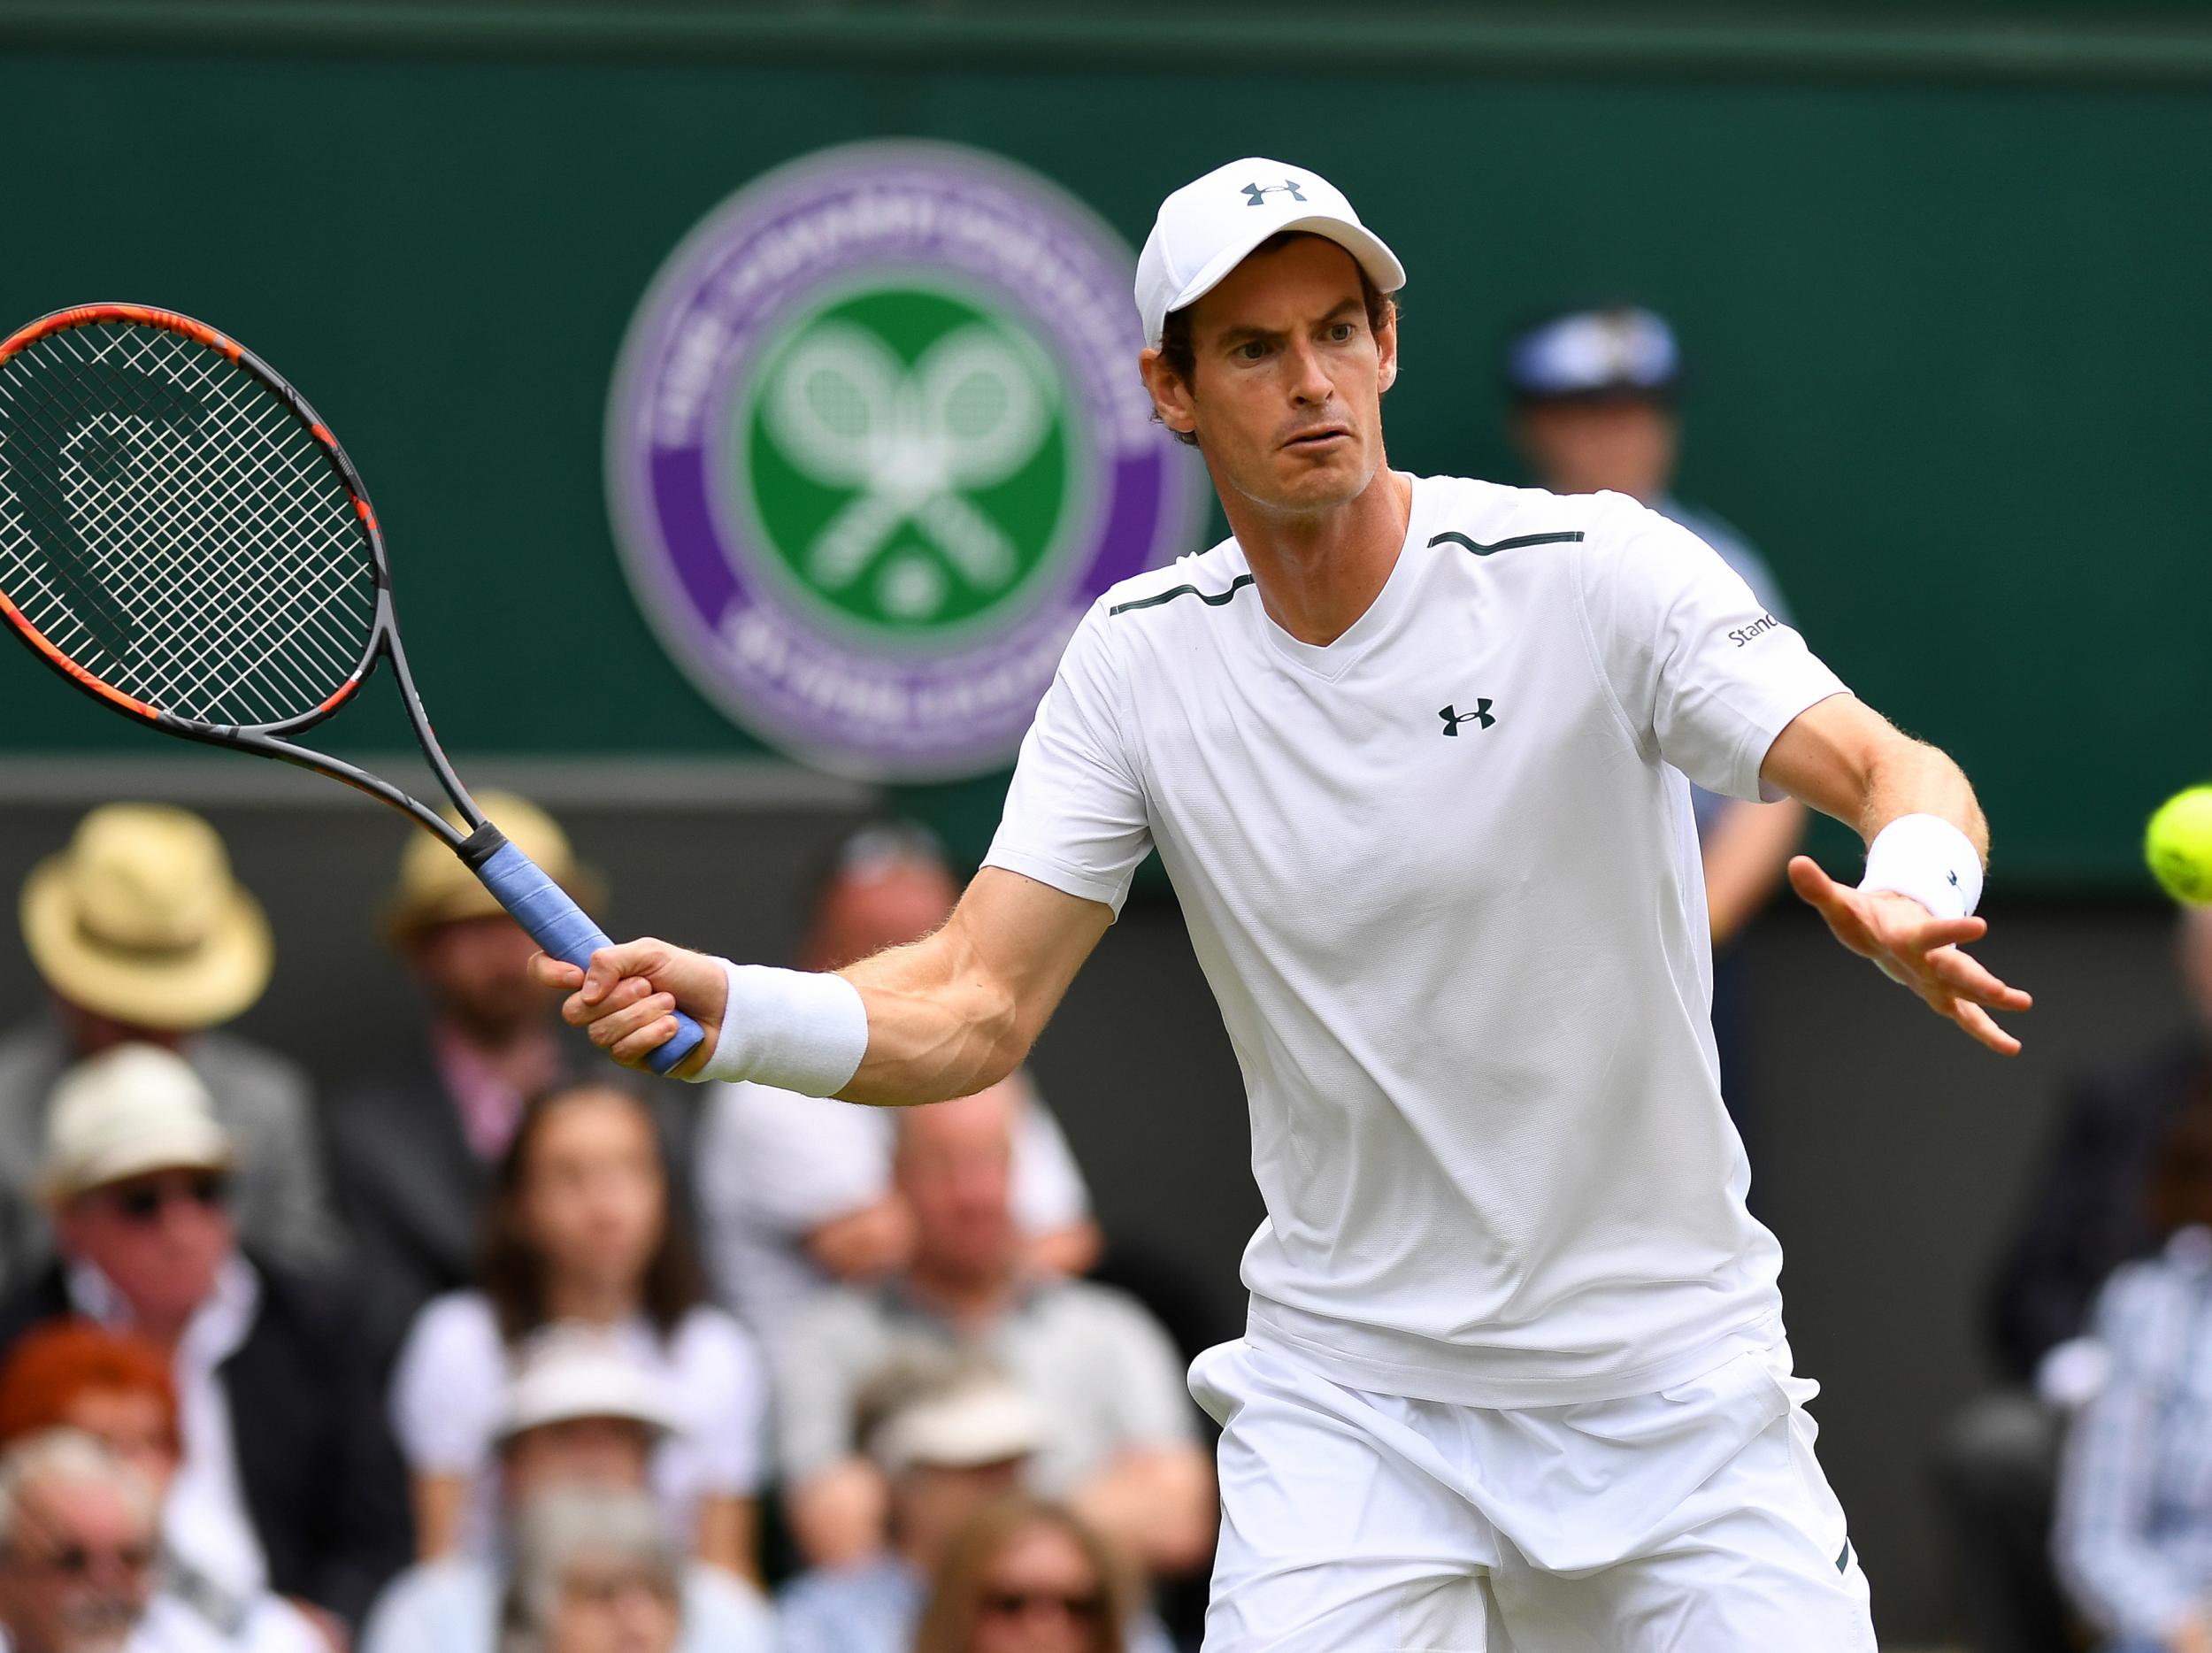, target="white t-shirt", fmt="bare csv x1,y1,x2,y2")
388,1294,768,1552
696,1073,1091,1345
984,477,1848,1408
132,1591,326,1653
